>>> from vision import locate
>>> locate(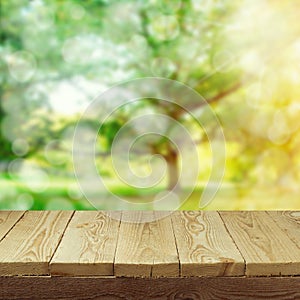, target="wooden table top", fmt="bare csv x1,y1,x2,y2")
0,211,299,278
